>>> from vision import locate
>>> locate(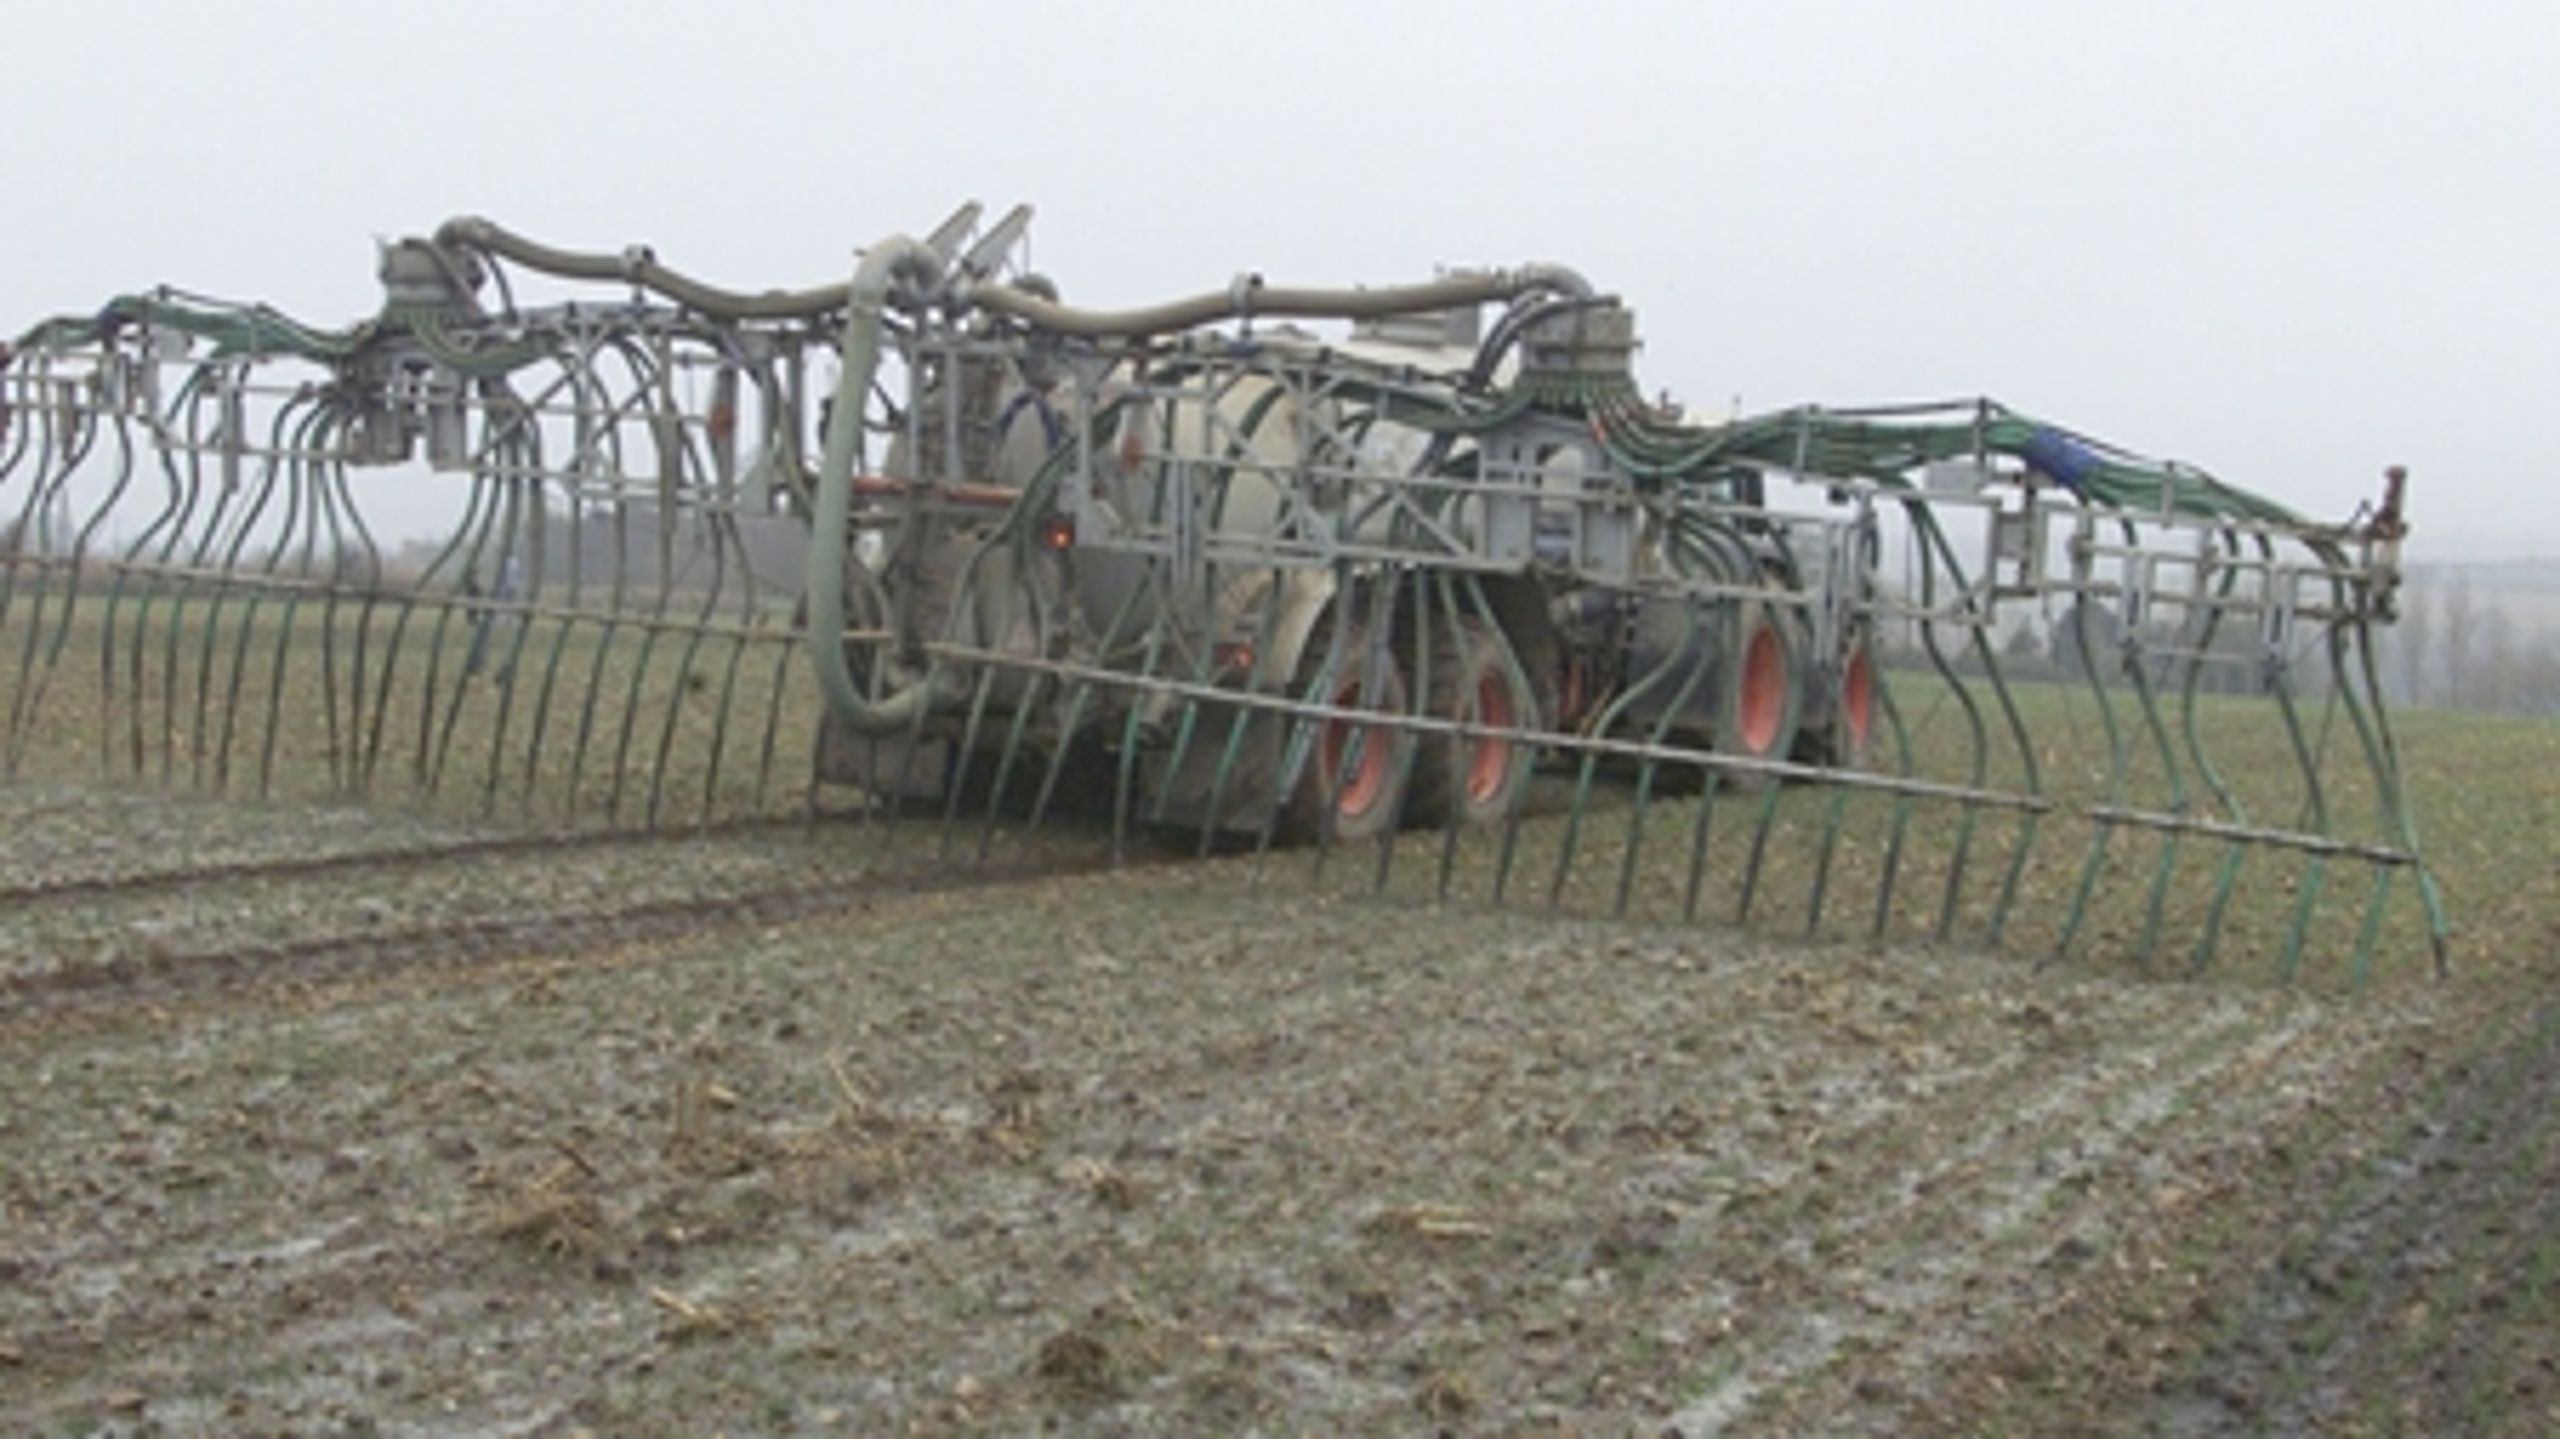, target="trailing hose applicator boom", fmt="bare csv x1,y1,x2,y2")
0,200,2446,981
